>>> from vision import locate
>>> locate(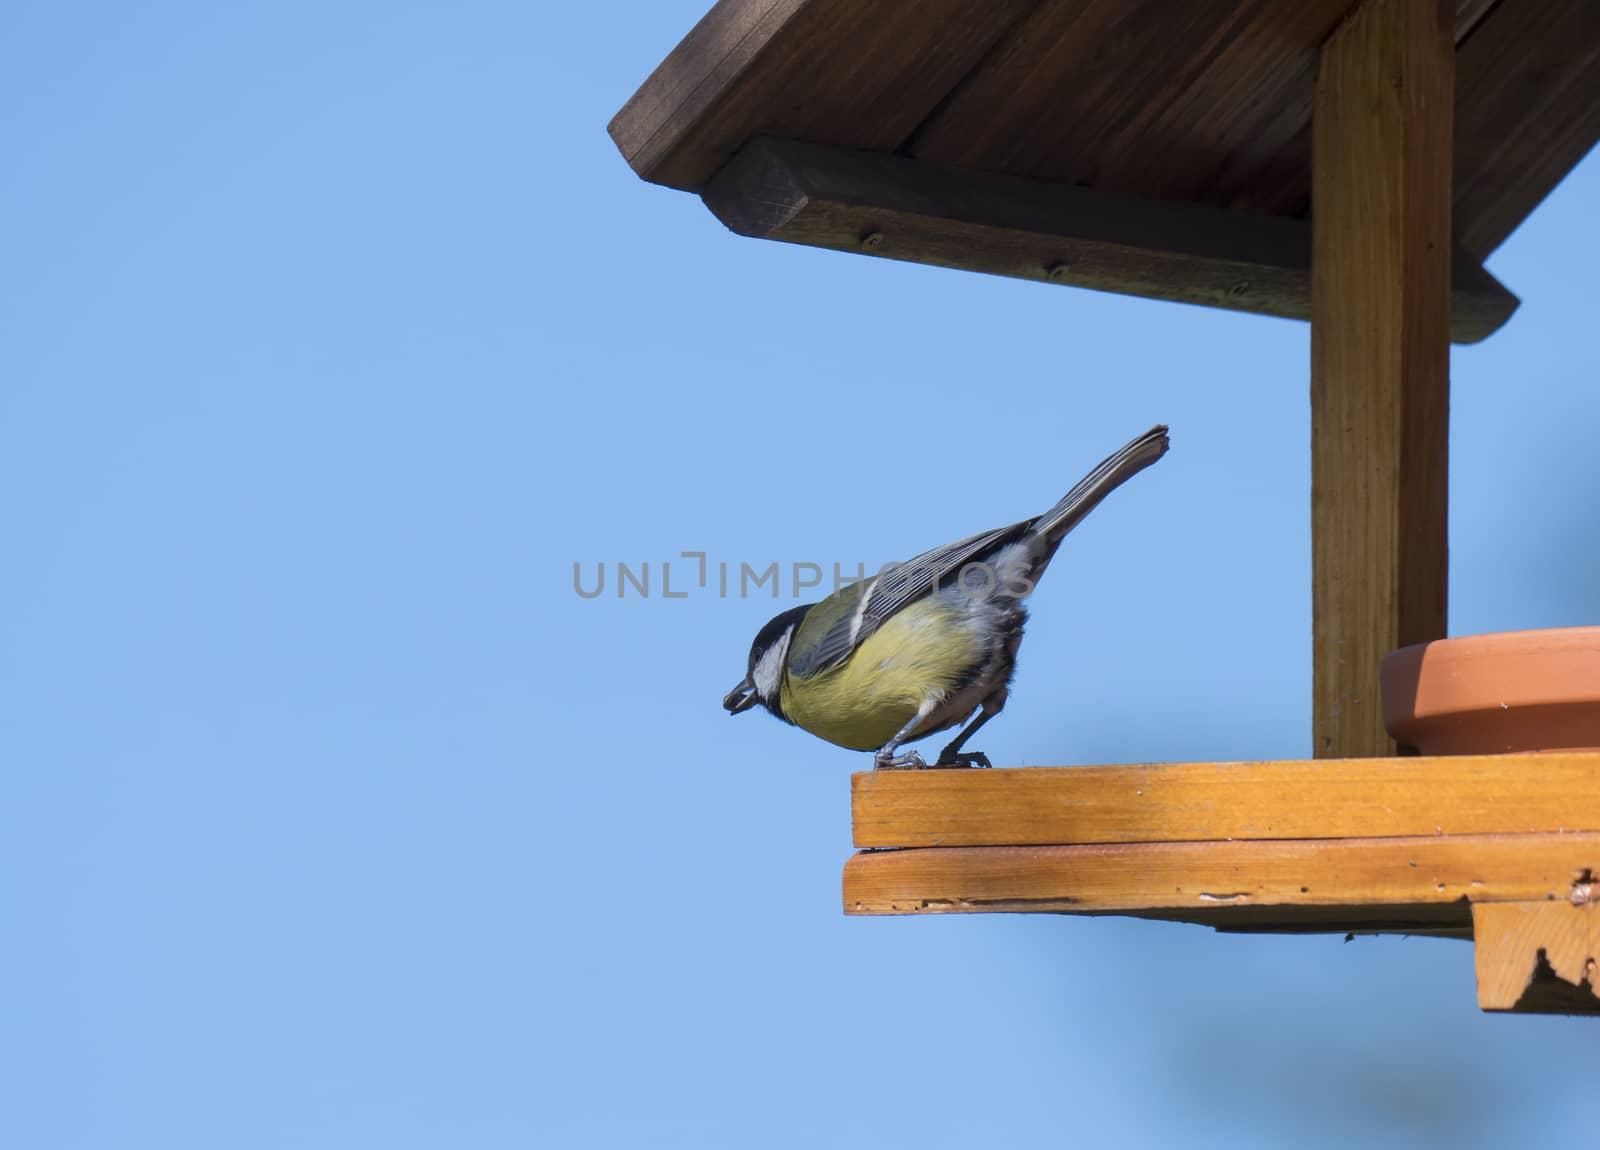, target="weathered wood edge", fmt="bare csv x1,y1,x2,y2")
842,833,1600,926
606,0,1034,192
1472,899,1600,1014
607,0,805,186
701,137,1519,343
